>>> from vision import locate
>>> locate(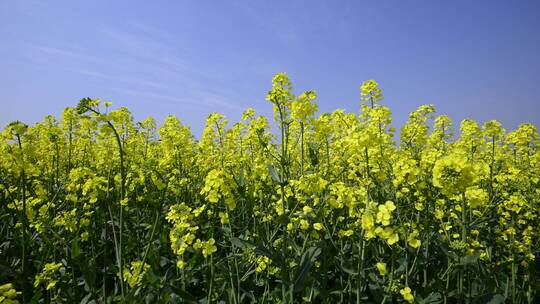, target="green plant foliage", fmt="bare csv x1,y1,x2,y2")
0,74,539,303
